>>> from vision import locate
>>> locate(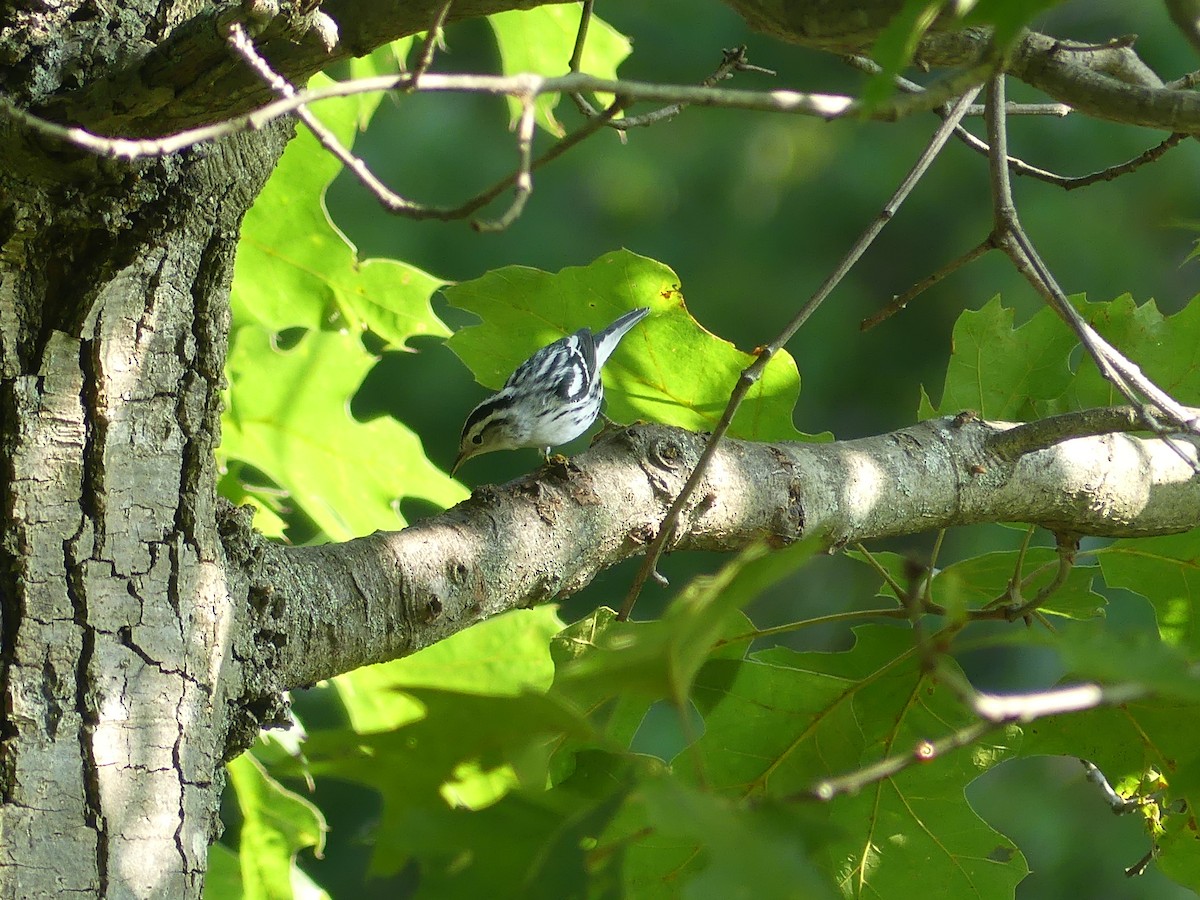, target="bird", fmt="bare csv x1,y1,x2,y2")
452,307,651,474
